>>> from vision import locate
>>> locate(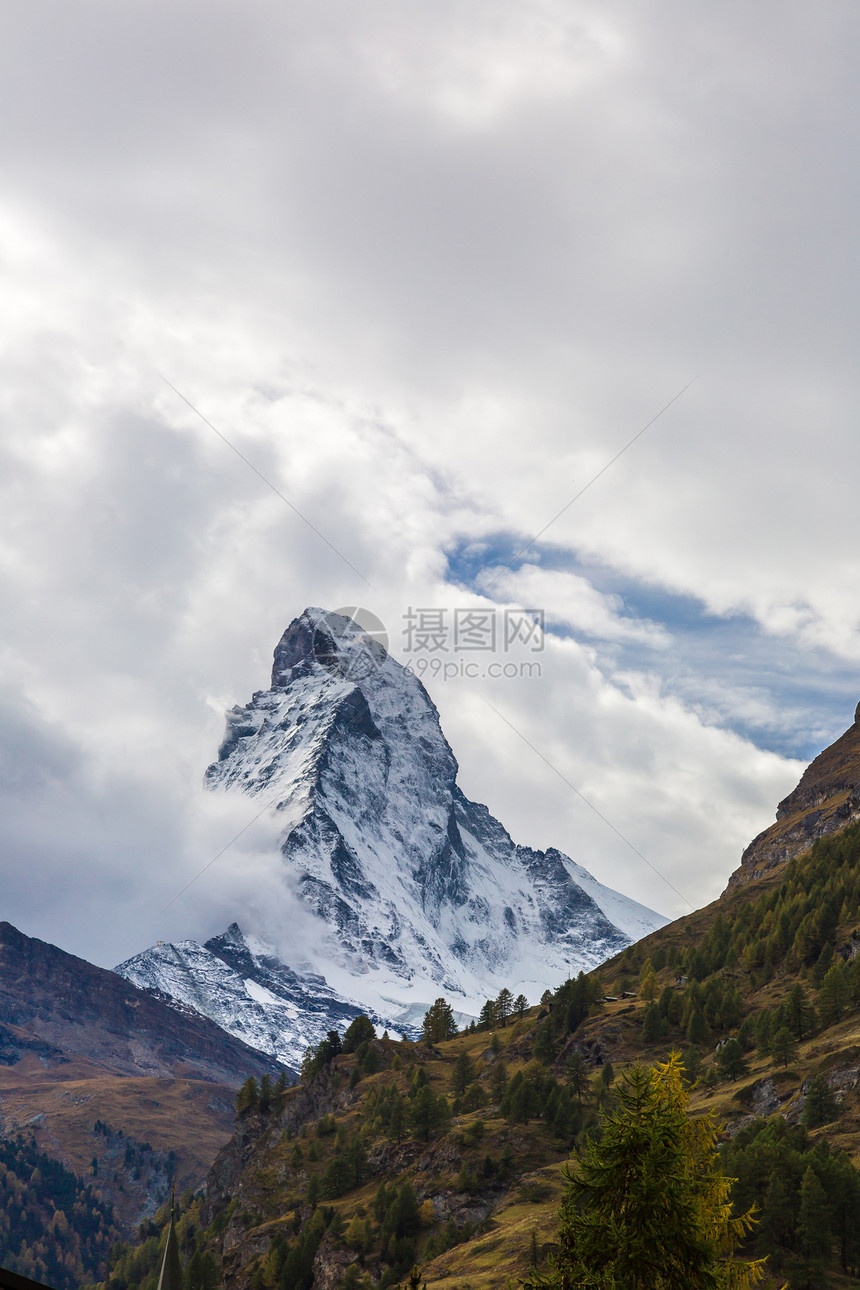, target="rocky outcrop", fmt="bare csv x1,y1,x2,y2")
725,705,860,891
203,1063,363,1288
205,1062,354,1219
